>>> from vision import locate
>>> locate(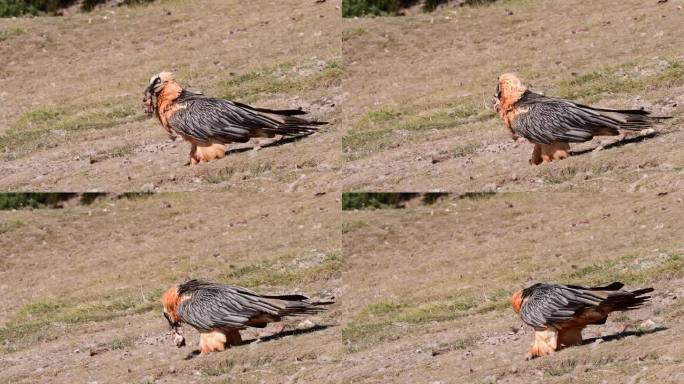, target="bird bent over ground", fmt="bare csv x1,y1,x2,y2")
495,73,670,165
511,282,653,359
161,279,334,355
143,72,326,165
